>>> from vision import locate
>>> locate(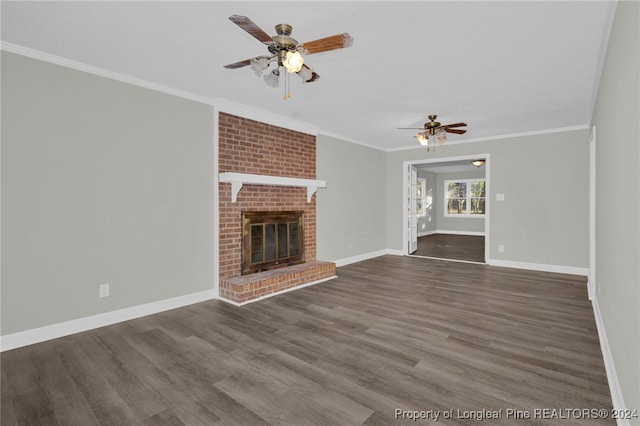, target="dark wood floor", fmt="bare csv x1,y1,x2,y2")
1,256,613,425
414,234,485,263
